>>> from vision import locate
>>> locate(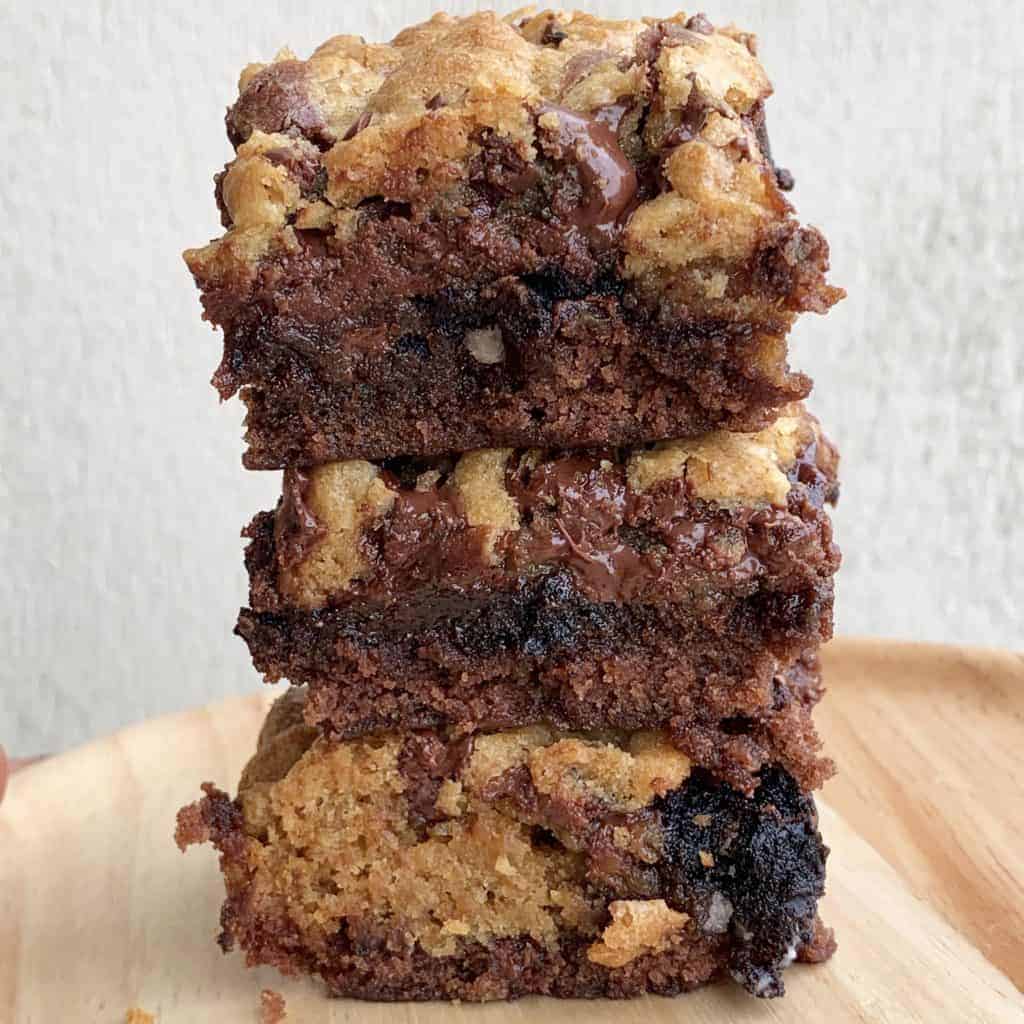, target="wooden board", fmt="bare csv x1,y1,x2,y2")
2,638,1023,1022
